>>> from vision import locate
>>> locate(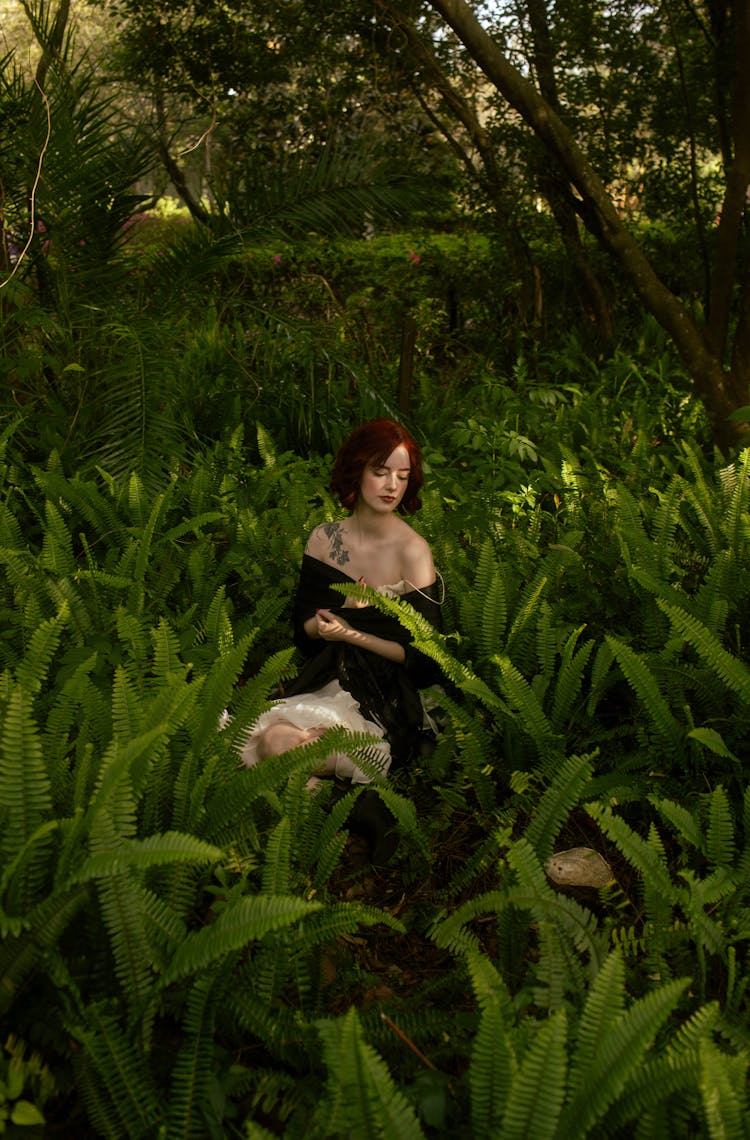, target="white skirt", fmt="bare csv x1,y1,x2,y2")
236,679,391,784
